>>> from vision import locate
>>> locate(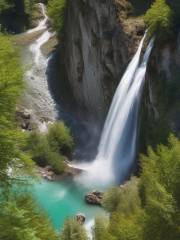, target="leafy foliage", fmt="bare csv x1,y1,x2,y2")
0,0,12,13
93,218,115,240
95,135,180,240
0,34,58,240
103,178,141,215
60,218,88,240
0,0,38,33
48,0,67,38
0,194,58,240
139,134,180,240
47,121,74,155
144,0,173,38
25,122,74,174
0,36,34,186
